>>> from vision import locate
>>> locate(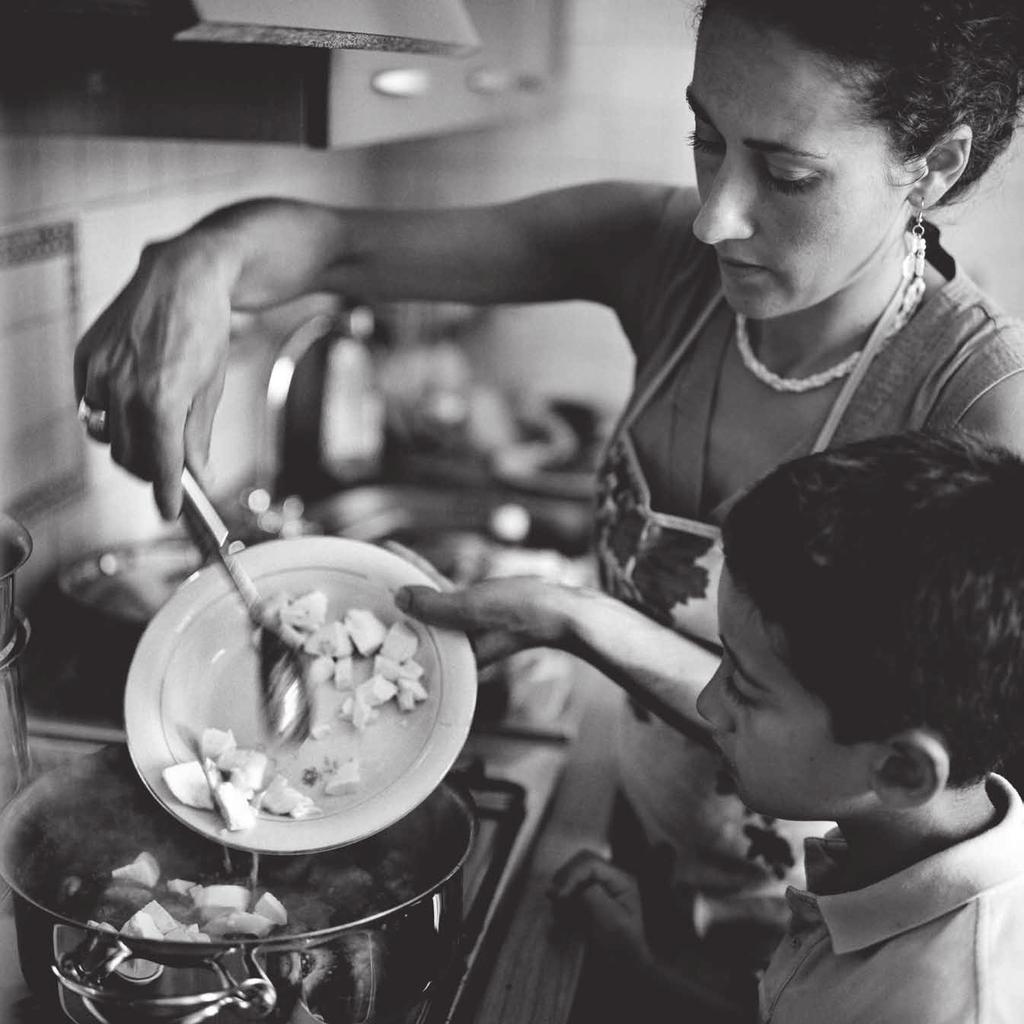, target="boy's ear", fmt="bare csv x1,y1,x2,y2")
869,729,950,809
